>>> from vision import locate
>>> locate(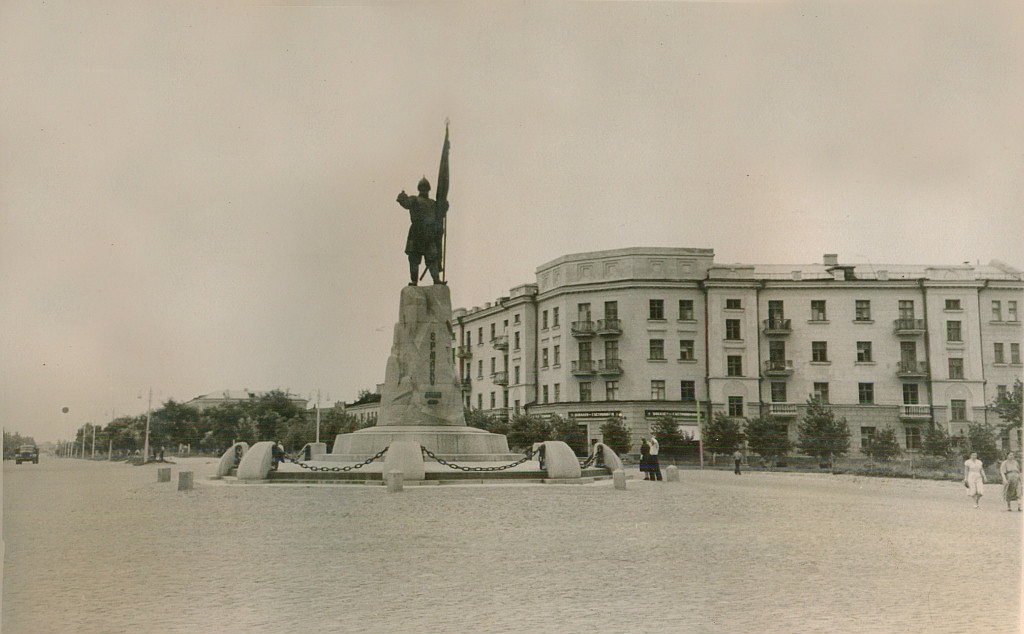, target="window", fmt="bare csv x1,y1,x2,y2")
856,341,872,363
542,348,549,368
477,327,483,344
577,302,591,321
947,320,962,342
604,301,618,320
477,360,483,378
490,392,496,408
903,383,919,405
812,341,829,363
948,357,964,379
1009,301,1019,322
514,366,520,385
542,310,548,329
679,299,694,320
905,427,921,451
679,339,695,361
490,323,496,340
945,299,962,311
997,385,1009,402
992,300,1002,321
1012,343,1021,365
553,345,560,366
477,393,482,409
514,331,520,350
578,341,592,362
858,383,874,404
855,300,871,321
605,339,618,361
503,319,508,329
553,383,560,402
649,339,665,360
680,381,696,402
727,355,743,376
898,300,915,320
725,319,742,340
813,382,830,403
466,331,471,346
649,299,665,320
542,385,549,404
579,382,592,402
860,427,876,450
811,300,827,321
950,399,967,421
503,390,509,407
728,396,743,417
994,343,1005,364
726,298,742,310
771,382,787,403
514,313,521,324
651,380,666,400
514,399,520,412
606,381,618,401
552,307,559,327
490,357,496,374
